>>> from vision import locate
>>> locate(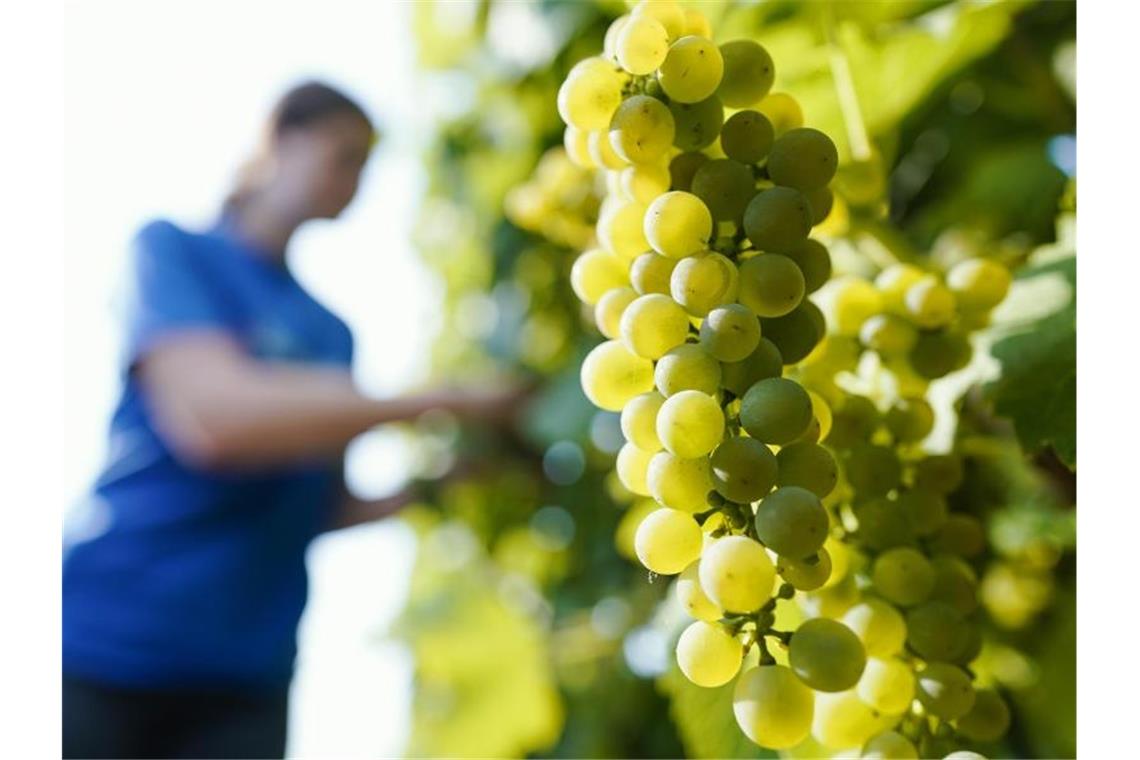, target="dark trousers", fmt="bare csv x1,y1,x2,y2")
62,675,289,759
